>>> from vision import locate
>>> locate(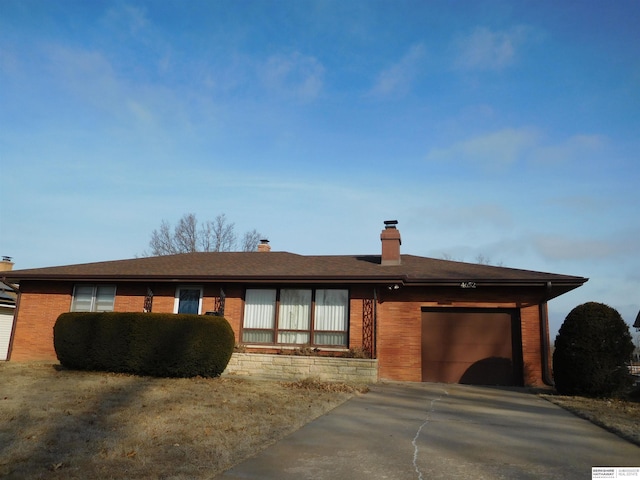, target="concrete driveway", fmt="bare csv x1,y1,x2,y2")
217,382,639,480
